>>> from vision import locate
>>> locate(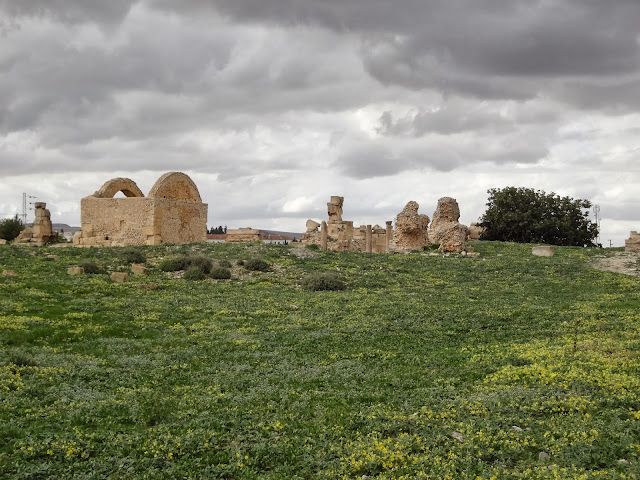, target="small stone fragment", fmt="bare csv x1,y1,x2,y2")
111,272,129,283
2,270,17,276
67,266,84,275
532,245,555,257
539,452,550,461
131,263,147,275
450,431,465,442
511,425,523,432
